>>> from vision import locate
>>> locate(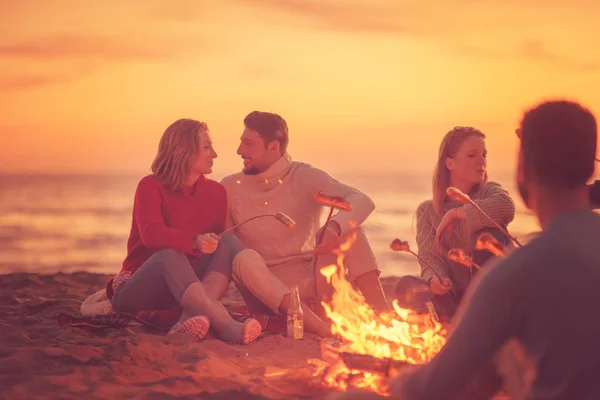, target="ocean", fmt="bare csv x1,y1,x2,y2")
0,170,540,278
